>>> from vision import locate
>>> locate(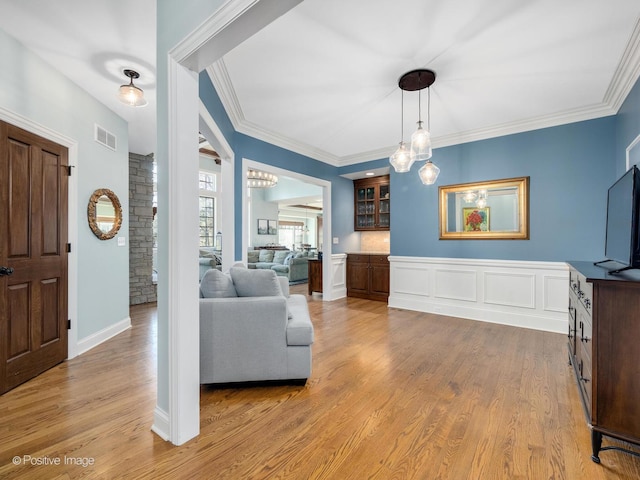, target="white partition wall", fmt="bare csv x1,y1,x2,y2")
329,254,347,300
388,257,569,333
